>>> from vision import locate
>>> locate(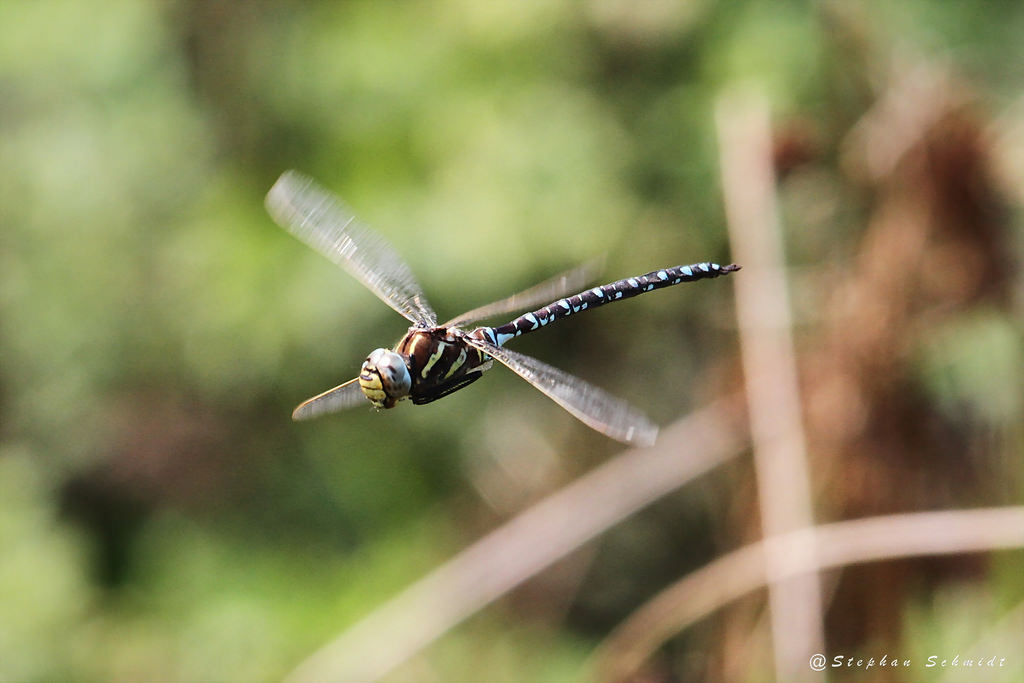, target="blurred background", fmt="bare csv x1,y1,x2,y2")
1,1,1022,681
